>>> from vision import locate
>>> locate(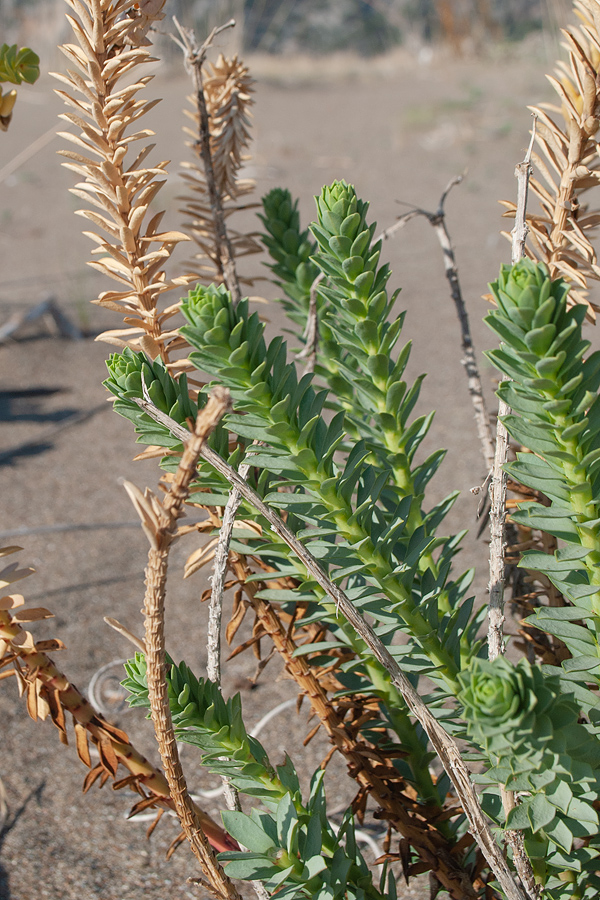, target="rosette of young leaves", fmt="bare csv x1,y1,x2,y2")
459,657,600,892
485,260,600,704
0,43,39,131
259,188,319,333
0,43,39,85
104,347,201,450
122,654,394,900
180,282,471,692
